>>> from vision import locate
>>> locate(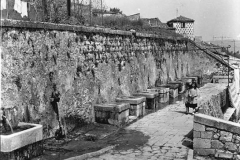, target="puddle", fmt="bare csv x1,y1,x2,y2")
106,129,150,151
